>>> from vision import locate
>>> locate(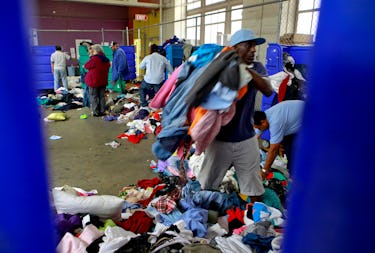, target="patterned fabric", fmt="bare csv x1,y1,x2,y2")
152,196,177,214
